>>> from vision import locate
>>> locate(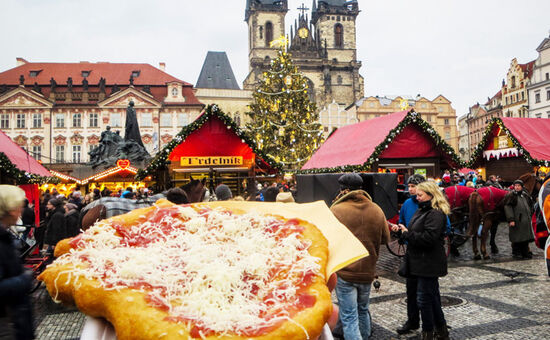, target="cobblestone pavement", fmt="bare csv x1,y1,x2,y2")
32,224,549,340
